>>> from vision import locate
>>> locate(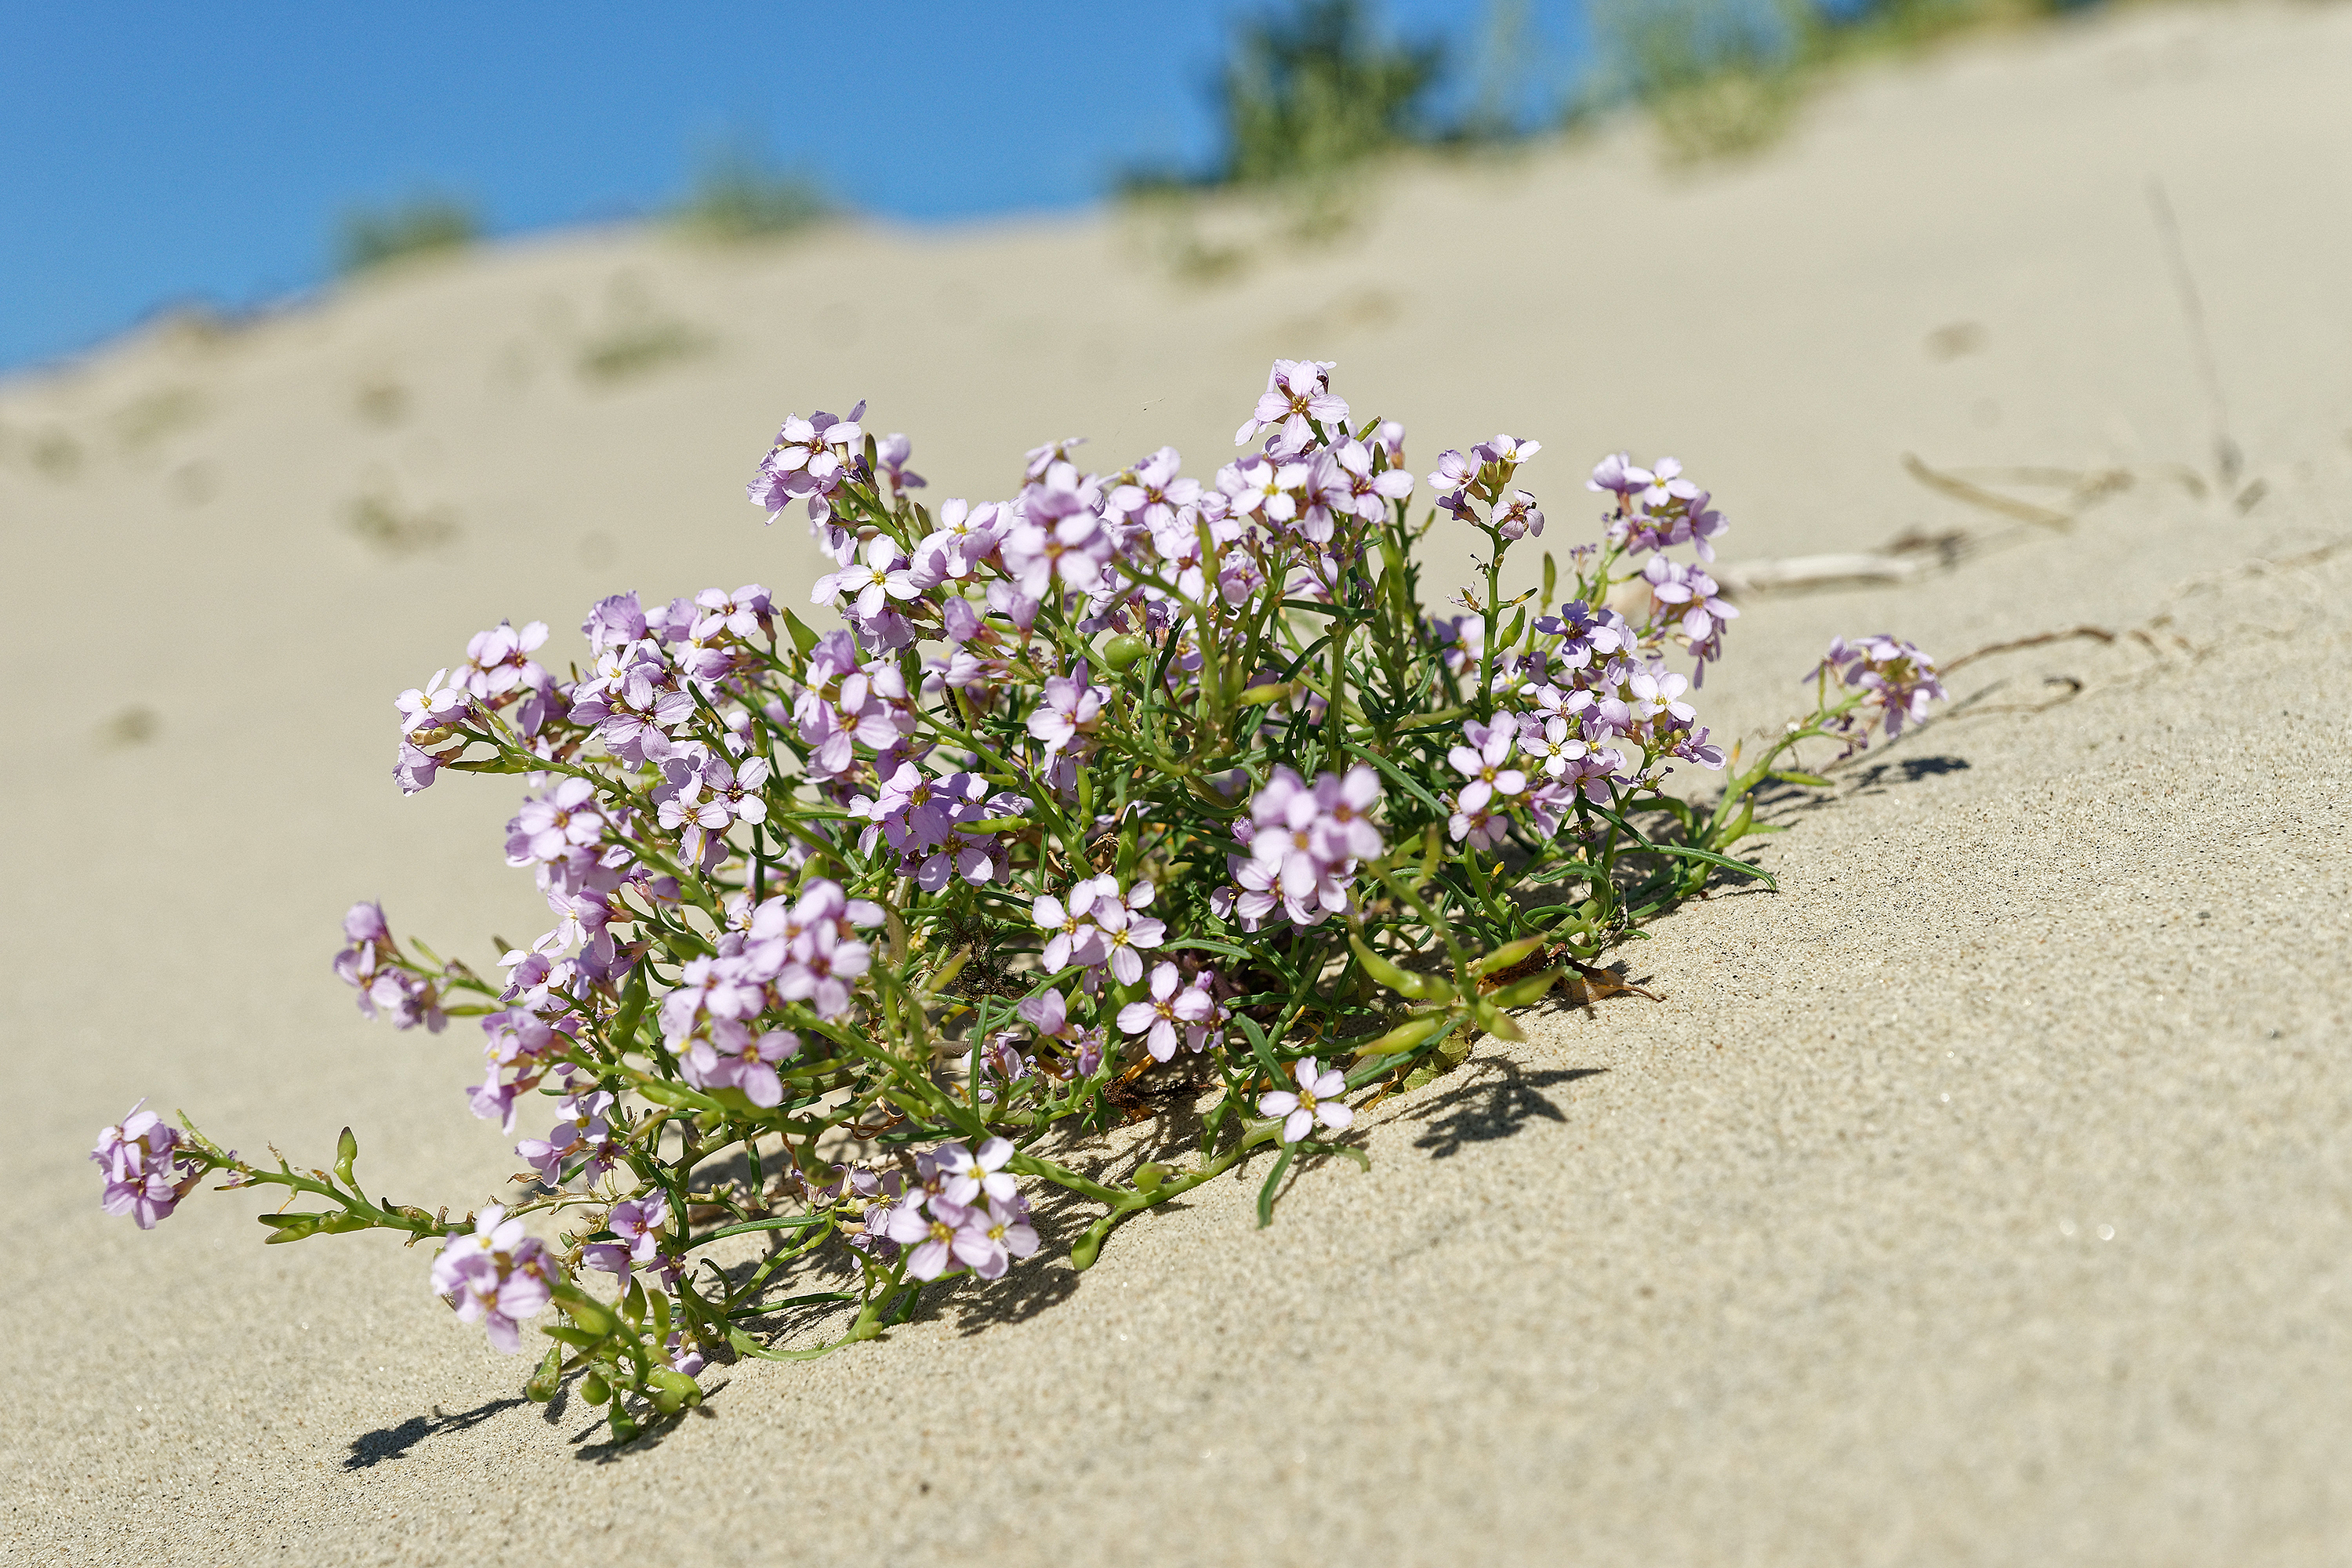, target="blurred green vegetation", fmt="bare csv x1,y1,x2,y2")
1134,0,2114,198
673,143,829,242
1588,0,2089,161
335,194,478,276
1220,0,1446,185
